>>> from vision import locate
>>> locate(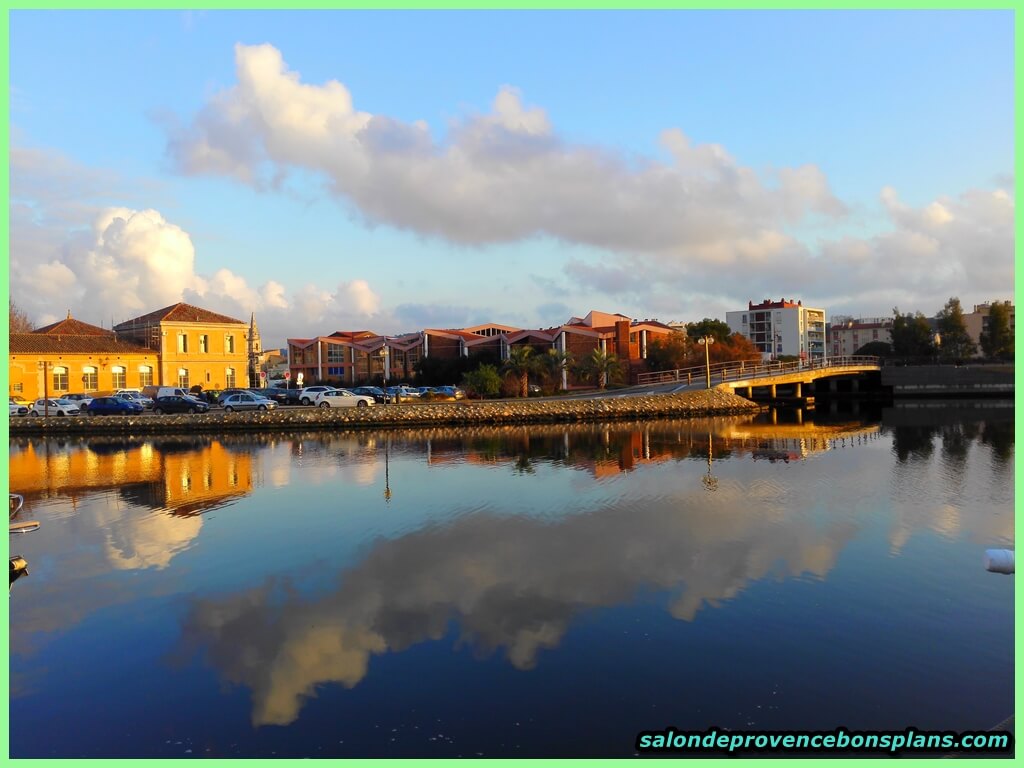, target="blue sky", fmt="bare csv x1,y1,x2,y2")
9,10,1014,346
